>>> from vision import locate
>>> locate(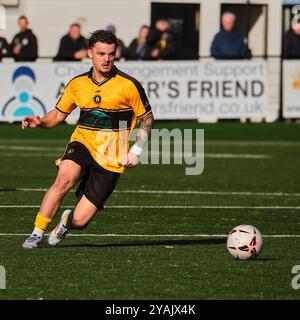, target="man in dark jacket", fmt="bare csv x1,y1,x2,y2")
211,12,248,59
283,22,300,59
11,15,38,61
54,23,87,61
145,20,177,60
0,36,9,61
